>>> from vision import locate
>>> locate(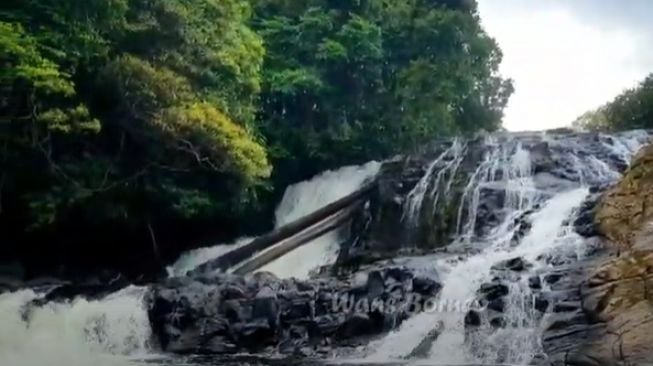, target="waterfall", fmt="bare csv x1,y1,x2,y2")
1,130,649,366
403,139,466,225
0,286,151,366
259,161,381,278
364,130,649,364
168,161,381,279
